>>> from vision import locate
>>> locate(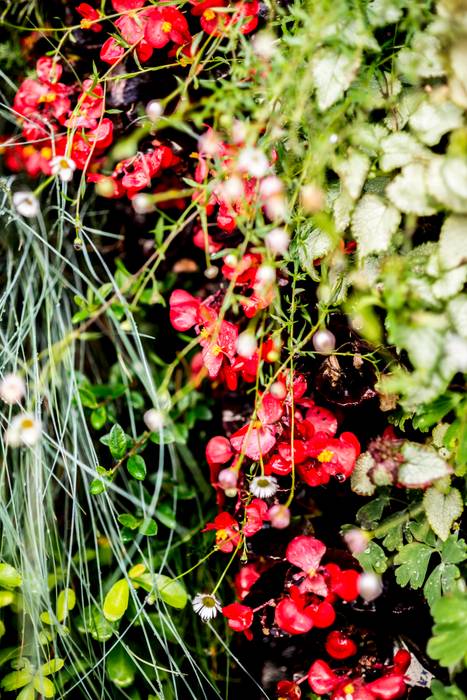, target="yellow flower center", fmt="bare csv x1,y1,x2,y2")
203,8,216,20
200,327,210,340
23,145,36,157
80,18,92,29
38,91,56,104
211,344,223,356
20,418,35,429
162,21,172,33
216,529,228,542
344,684,355,697
317,448,333,463
40,147,52,159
